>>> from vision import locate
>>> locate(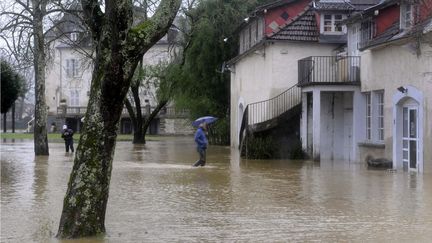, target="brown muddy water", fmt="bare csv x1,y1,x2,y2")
1,137,432,242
